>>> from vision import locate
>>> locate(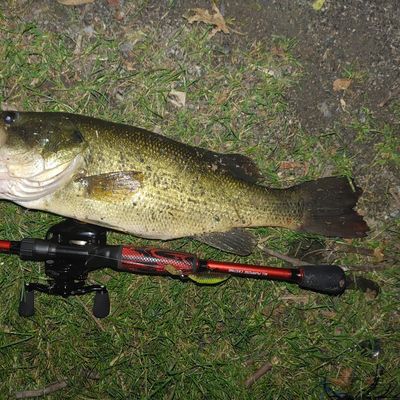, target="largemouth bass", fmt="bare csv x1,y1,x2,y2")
0,111,368,255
